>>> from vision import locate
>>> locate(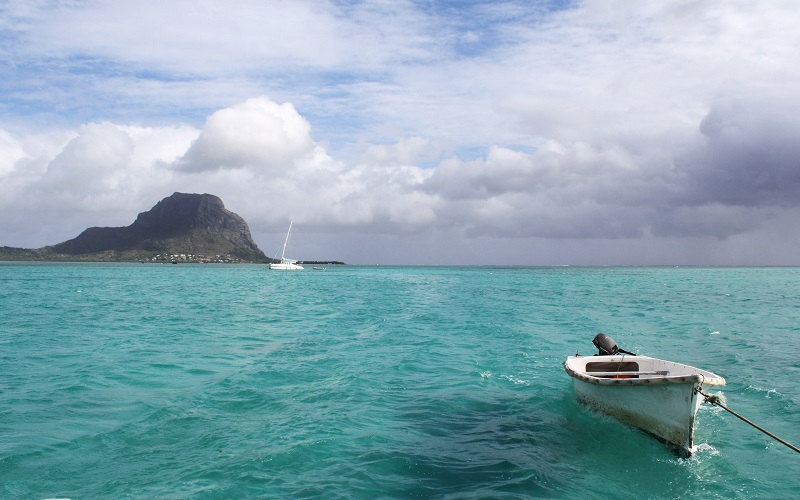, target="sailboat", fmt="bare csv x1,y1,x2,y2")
269,221,304,270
